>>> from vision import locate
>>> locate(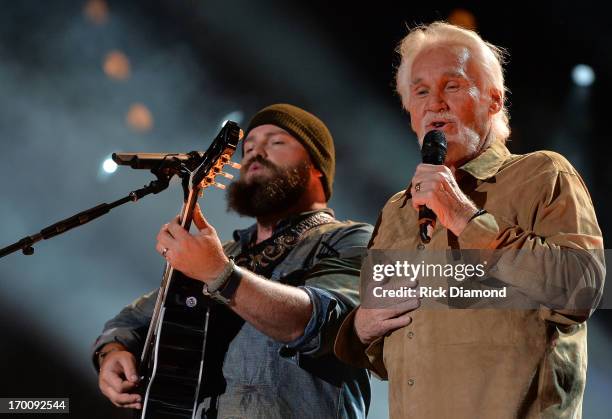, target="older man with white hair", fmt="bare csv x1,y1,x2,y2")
335,22,604,418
